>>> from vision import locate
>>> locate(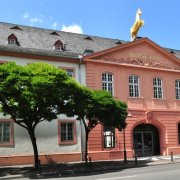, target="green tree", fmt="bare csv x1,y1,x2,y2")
71,89,127,164
0,62,80,169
